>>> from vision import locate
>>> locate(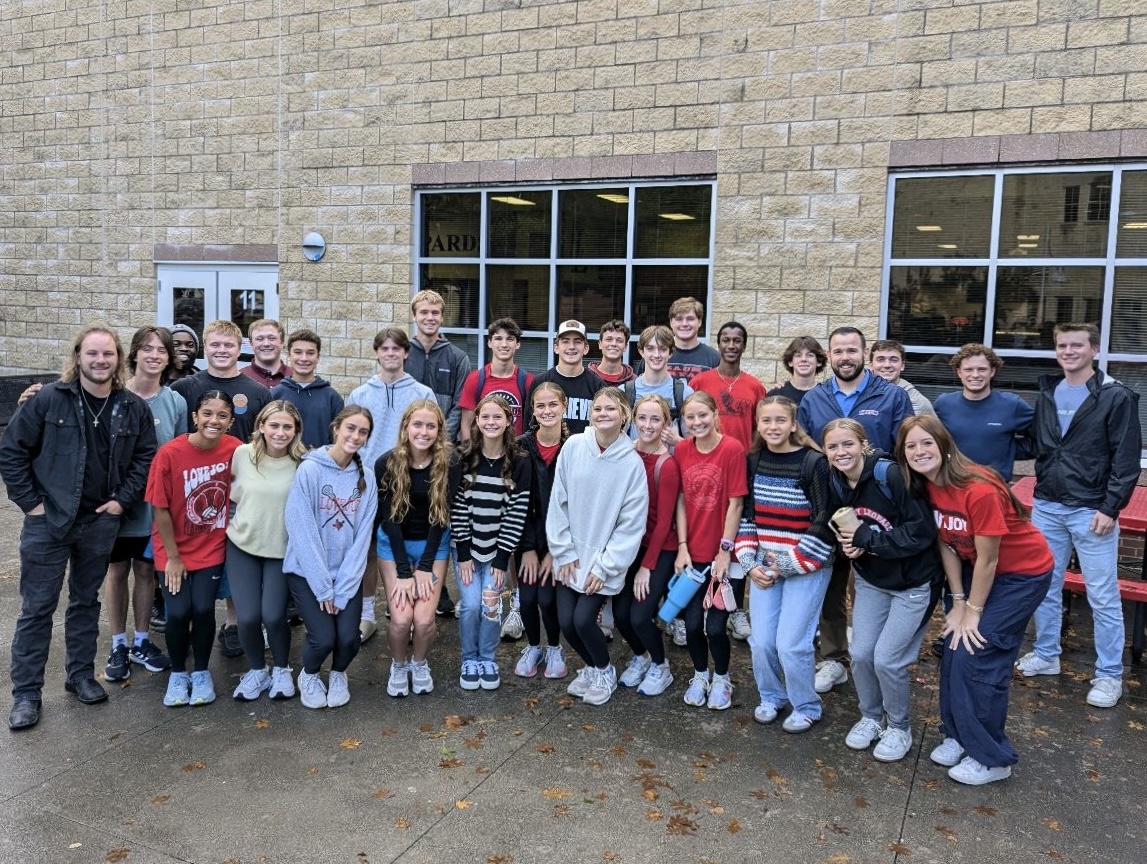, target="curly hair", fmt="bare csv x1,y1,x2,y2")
459,394,523,491
382,399,452,527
